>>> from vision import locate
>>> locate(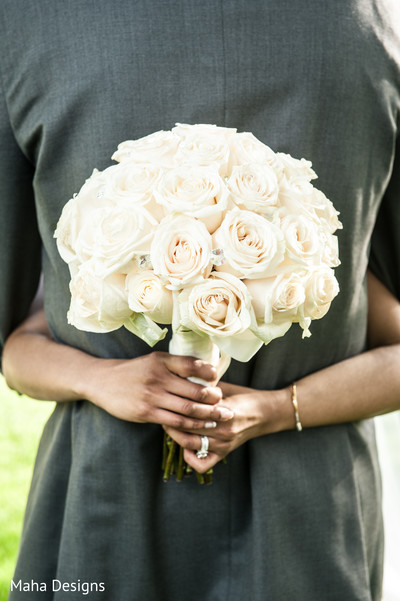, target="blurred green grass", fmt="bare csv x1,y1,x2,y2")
0,376,54,601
